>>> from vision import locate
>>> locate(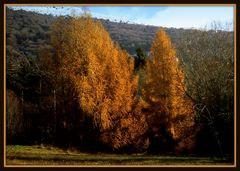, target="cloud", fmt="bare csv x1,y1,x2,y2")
90,6,168,24
90,6,233,29
8,6,234,30
134,6,234,29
